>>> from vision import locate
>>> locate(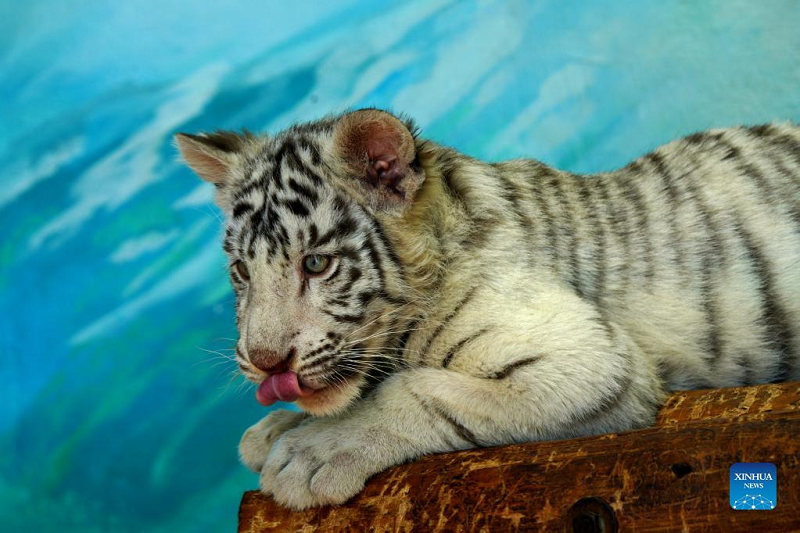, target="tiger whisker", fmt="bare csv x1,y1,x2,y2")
343,297,425,340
